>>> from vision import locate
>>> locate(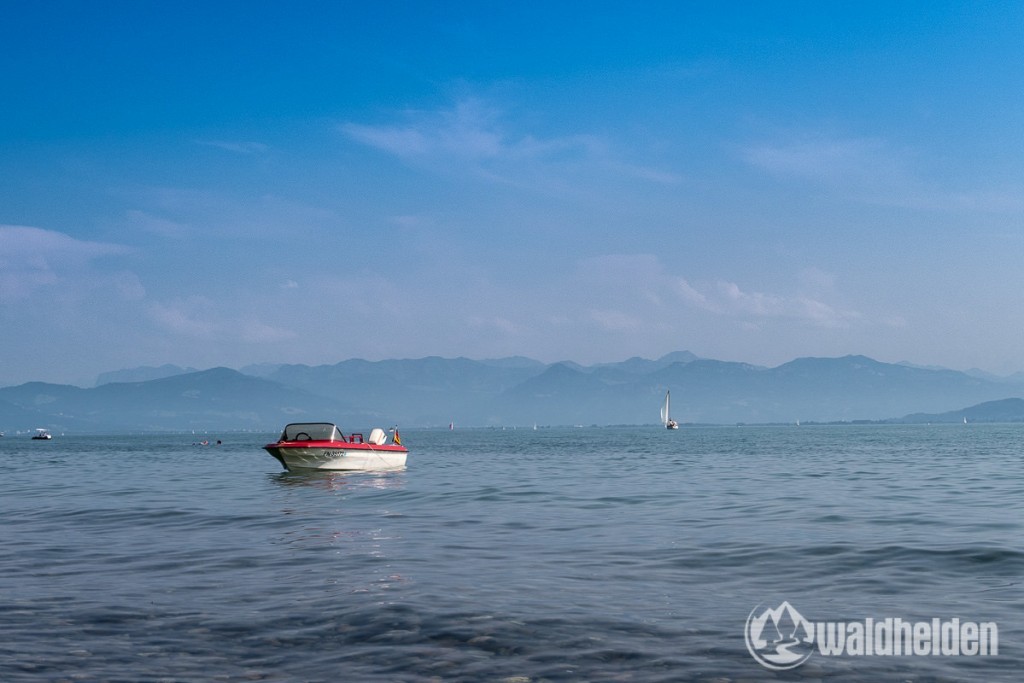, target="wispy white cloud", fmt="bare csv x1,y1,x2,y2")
130,188,336,241
0,225,132,302
390,214,432,229
611,162,684,185
148,298,219,340
239,319,297,344
468,315,522,335
196,140,269,155
918,187,1024,214
572,253,860,331
675,278,712,309
147,297,296,344
126,209,191,239
739,131,1024,215
682,277,861,328
343,98,594,164
589,308,644,332
111,271,146,302
341,97,676,185
741,134,896,182
343,124,432,157
797,267,836,291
